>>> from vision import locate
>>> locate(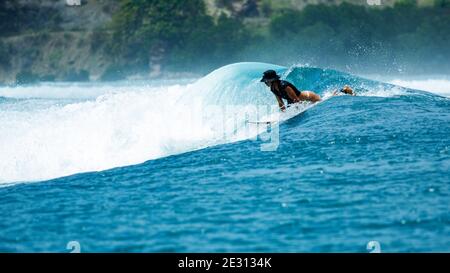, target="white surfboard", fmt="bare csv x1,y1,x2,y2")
247,120,276,124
